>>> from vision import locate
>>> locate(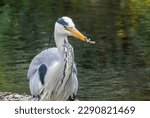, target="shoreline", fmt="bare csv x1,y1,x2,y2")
0,92,79,101
0,92,31,101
